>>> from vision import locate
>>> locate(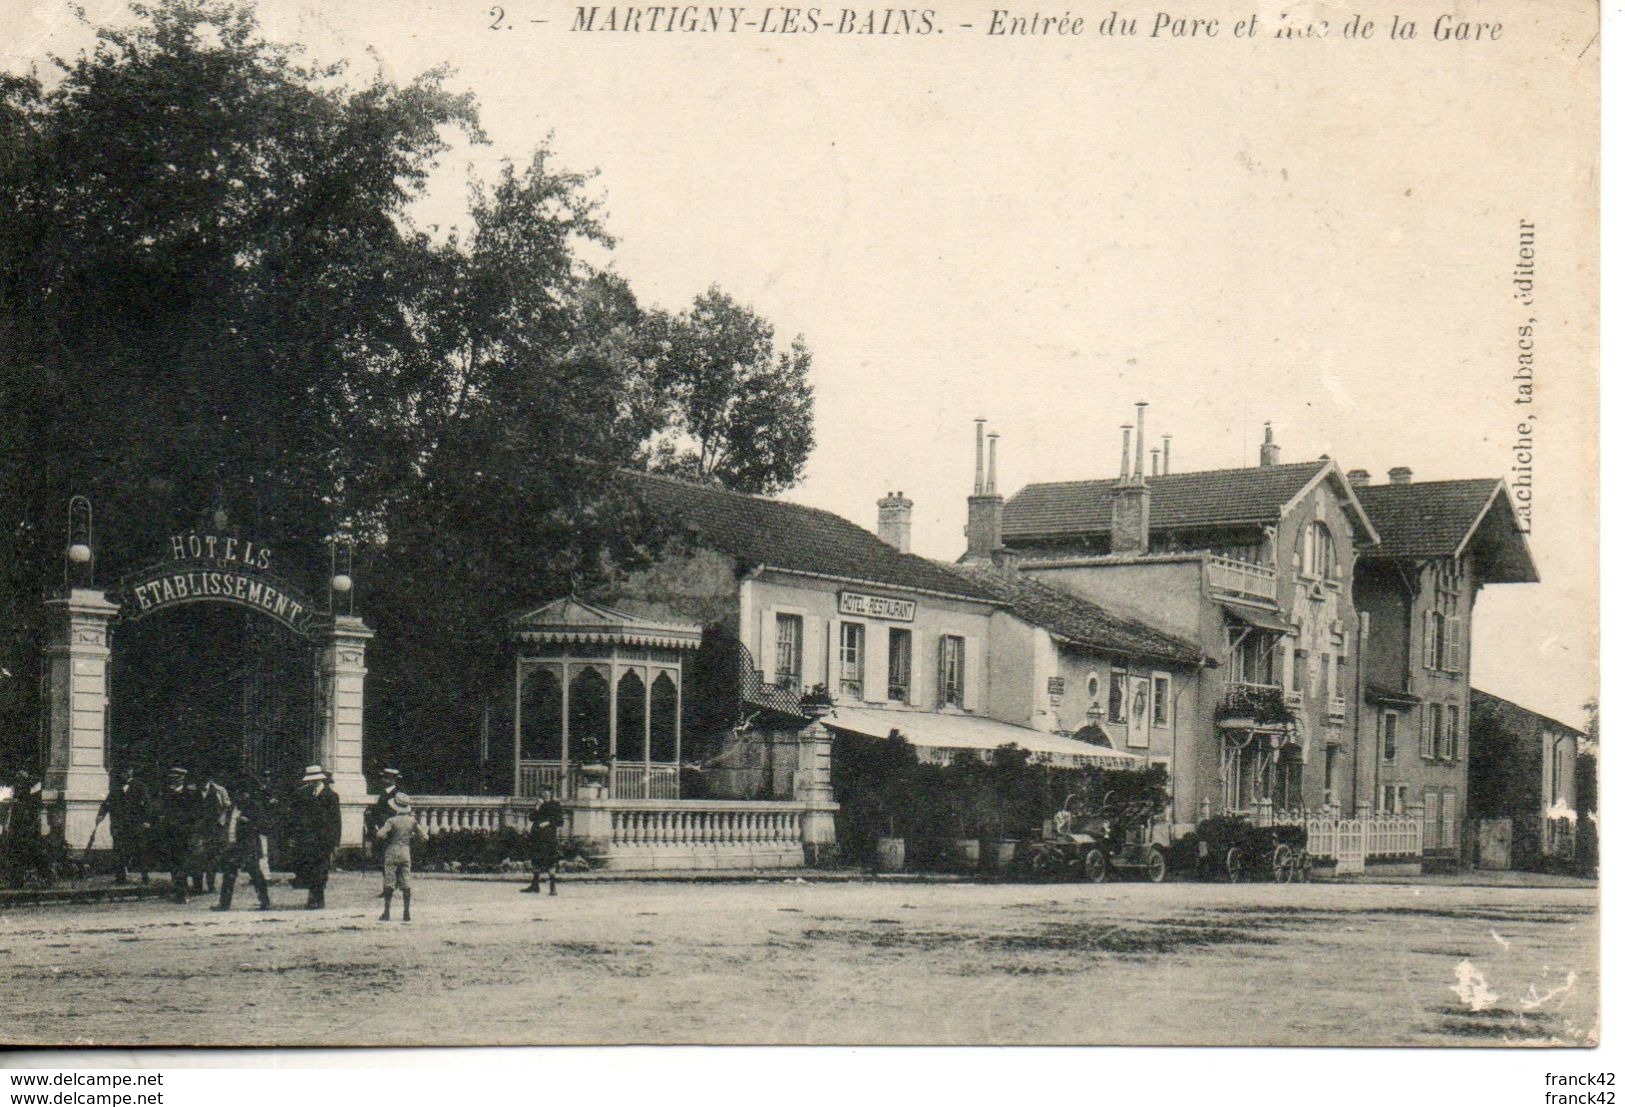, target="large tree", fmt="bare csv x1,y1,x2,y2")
0,1,654,783
643,287,815,495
